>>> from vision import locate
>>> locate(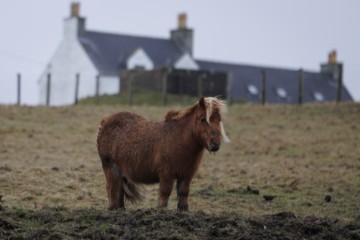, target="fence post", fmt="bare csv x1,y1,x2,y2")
197,73,204,98
162,68,169,106
95,75,100,104
17,73,21,105
298,68,303,105
226,71,233,105
261,70,266,105
127,72,133,106
74,73,80,105
336,64,343,103
46,73,51,106
118,75,121,95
